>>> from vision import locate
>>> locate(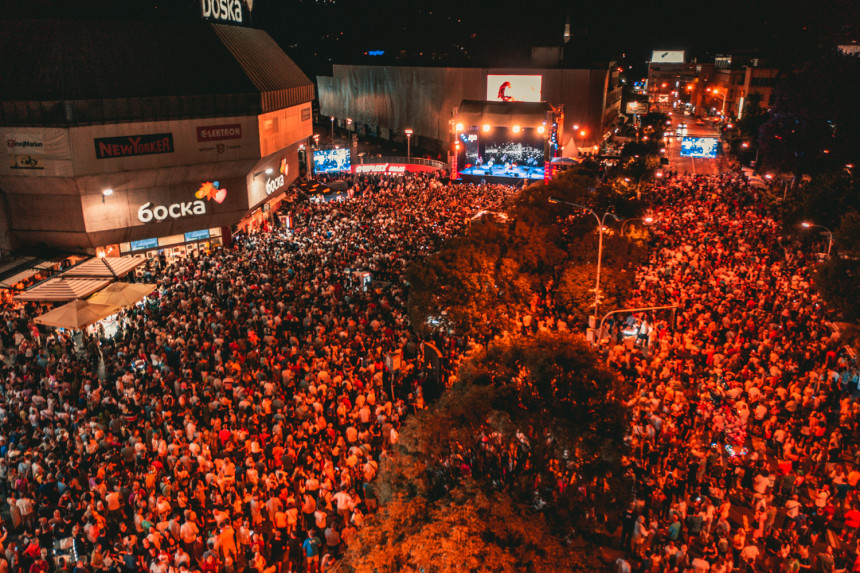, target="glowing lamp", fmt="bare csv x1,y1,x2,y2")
537,125,546,134
512,125,521,133
455,123,464,132
482,124,490,132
